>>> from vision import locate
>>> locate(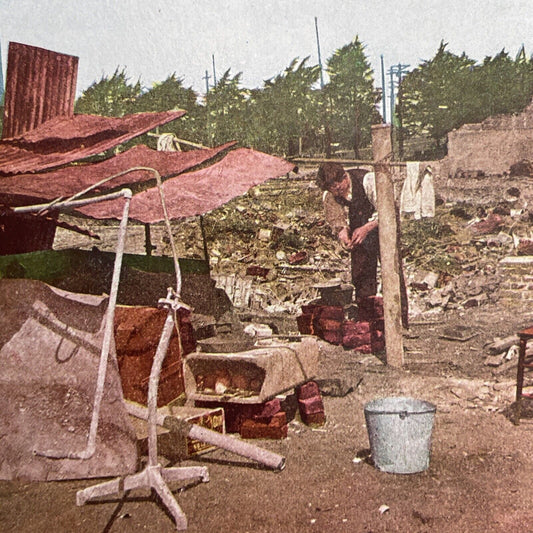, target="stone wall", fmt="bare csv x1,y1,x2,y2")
497,256,533,305
444,101,533,177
